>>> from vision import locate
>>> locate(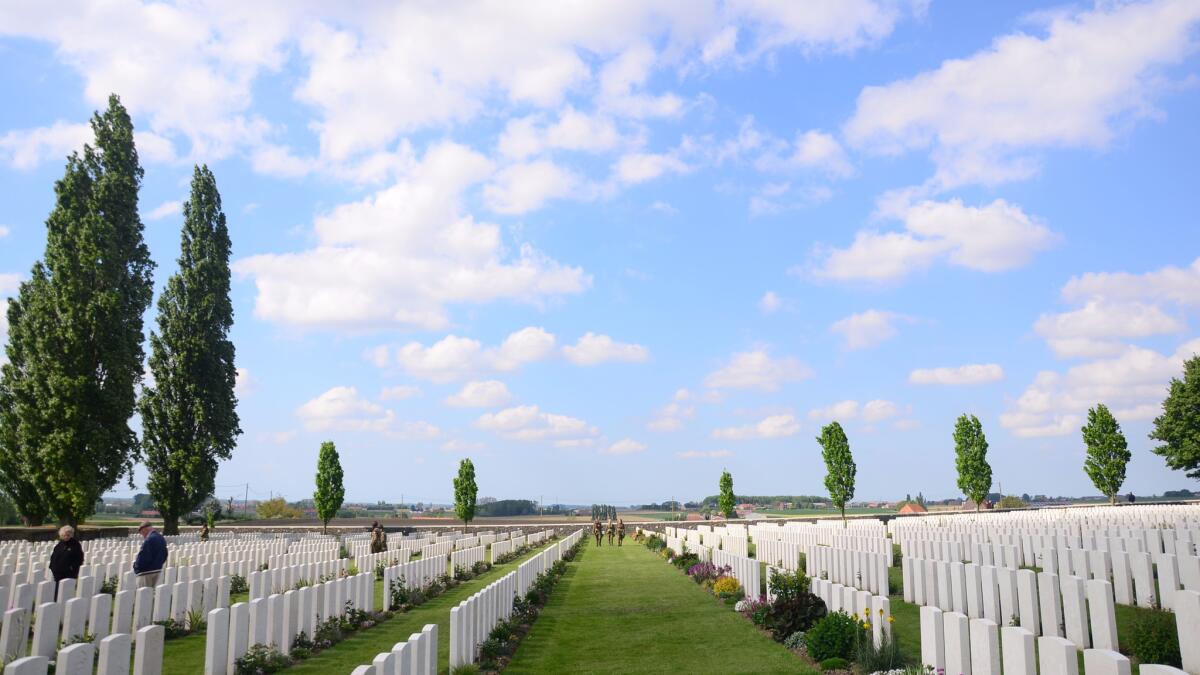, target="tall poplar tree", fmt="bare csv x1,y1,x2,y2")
454,459,478,526
314,441,345,534
1082,404,1130,505
0,95,154,526
1150,355,1200,480
0,278,51,525
140,165,240,534
954,414,993,511
818,421,856,526
718,470,735,518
